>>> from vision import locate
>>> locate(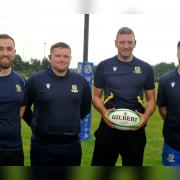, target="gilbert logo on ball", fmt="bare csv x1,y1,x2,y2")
108,108,141,130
